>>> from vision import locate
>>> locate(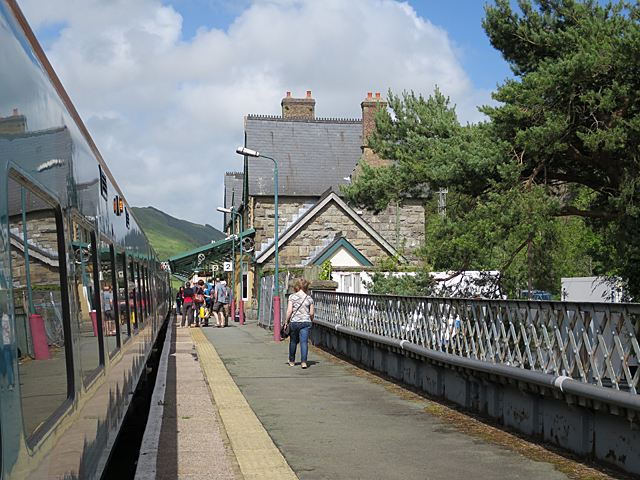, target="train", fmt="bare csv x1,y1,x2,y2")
0,1,172,478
